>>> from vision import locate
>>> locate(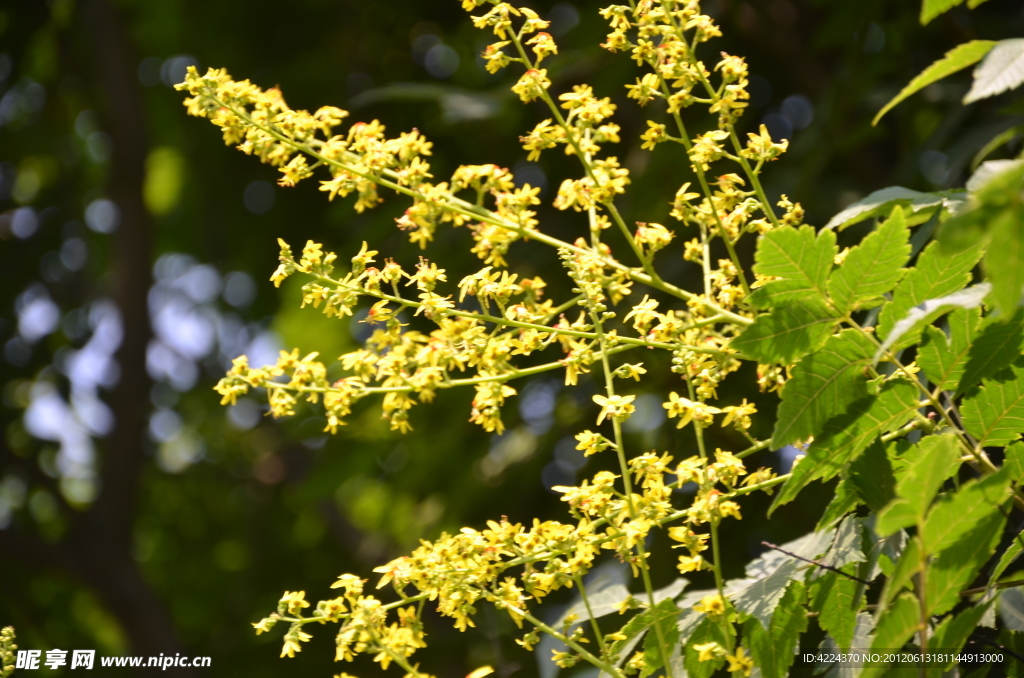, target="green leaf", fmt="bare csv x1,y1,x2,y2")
920,0,964,24
824,187,956,231
1006,440,1024,480
950,305,1024,395
683,615,732,678
927,509,1006,615
876,433,961,536
810,570,862,650
770,330,875,448
867,593,919,660
875,41,996,119
772,380,919,510
873,283,991,364
745,581,807,678
878,239,985,344
965,39,1024,103
640,599,681,677
555,584,630,627
752,224,836,304
930,602,993,671
983,201,1024,316
847,438,898,512
881,536,922,608
817,480,861,530
828,207,912,313
731,300,838,364
730,559,801,629
962,359,1024,446
917,307,982,391
990,533,1024,590
922,469,1013,554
